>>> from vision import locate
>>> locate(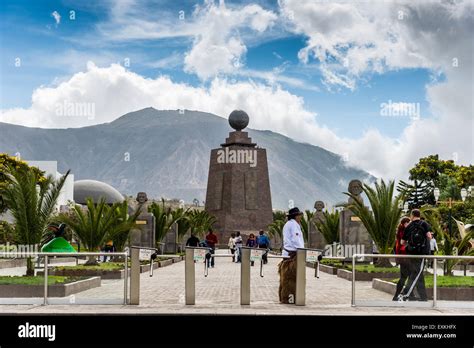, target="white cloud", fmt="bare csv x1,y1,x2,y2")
183,2,278,79
0,1,471,183
276,0,473,177
95,0,277,80
51,11,61,26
